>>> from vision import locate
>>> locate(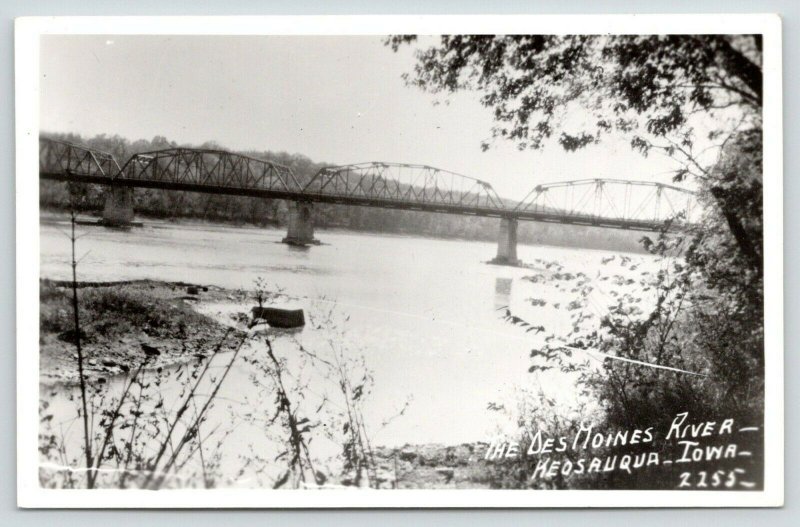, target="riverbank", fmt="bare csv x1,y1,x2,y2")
40,216,648,452
38,277,502,488
368,443,495,489
39,278,249,385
